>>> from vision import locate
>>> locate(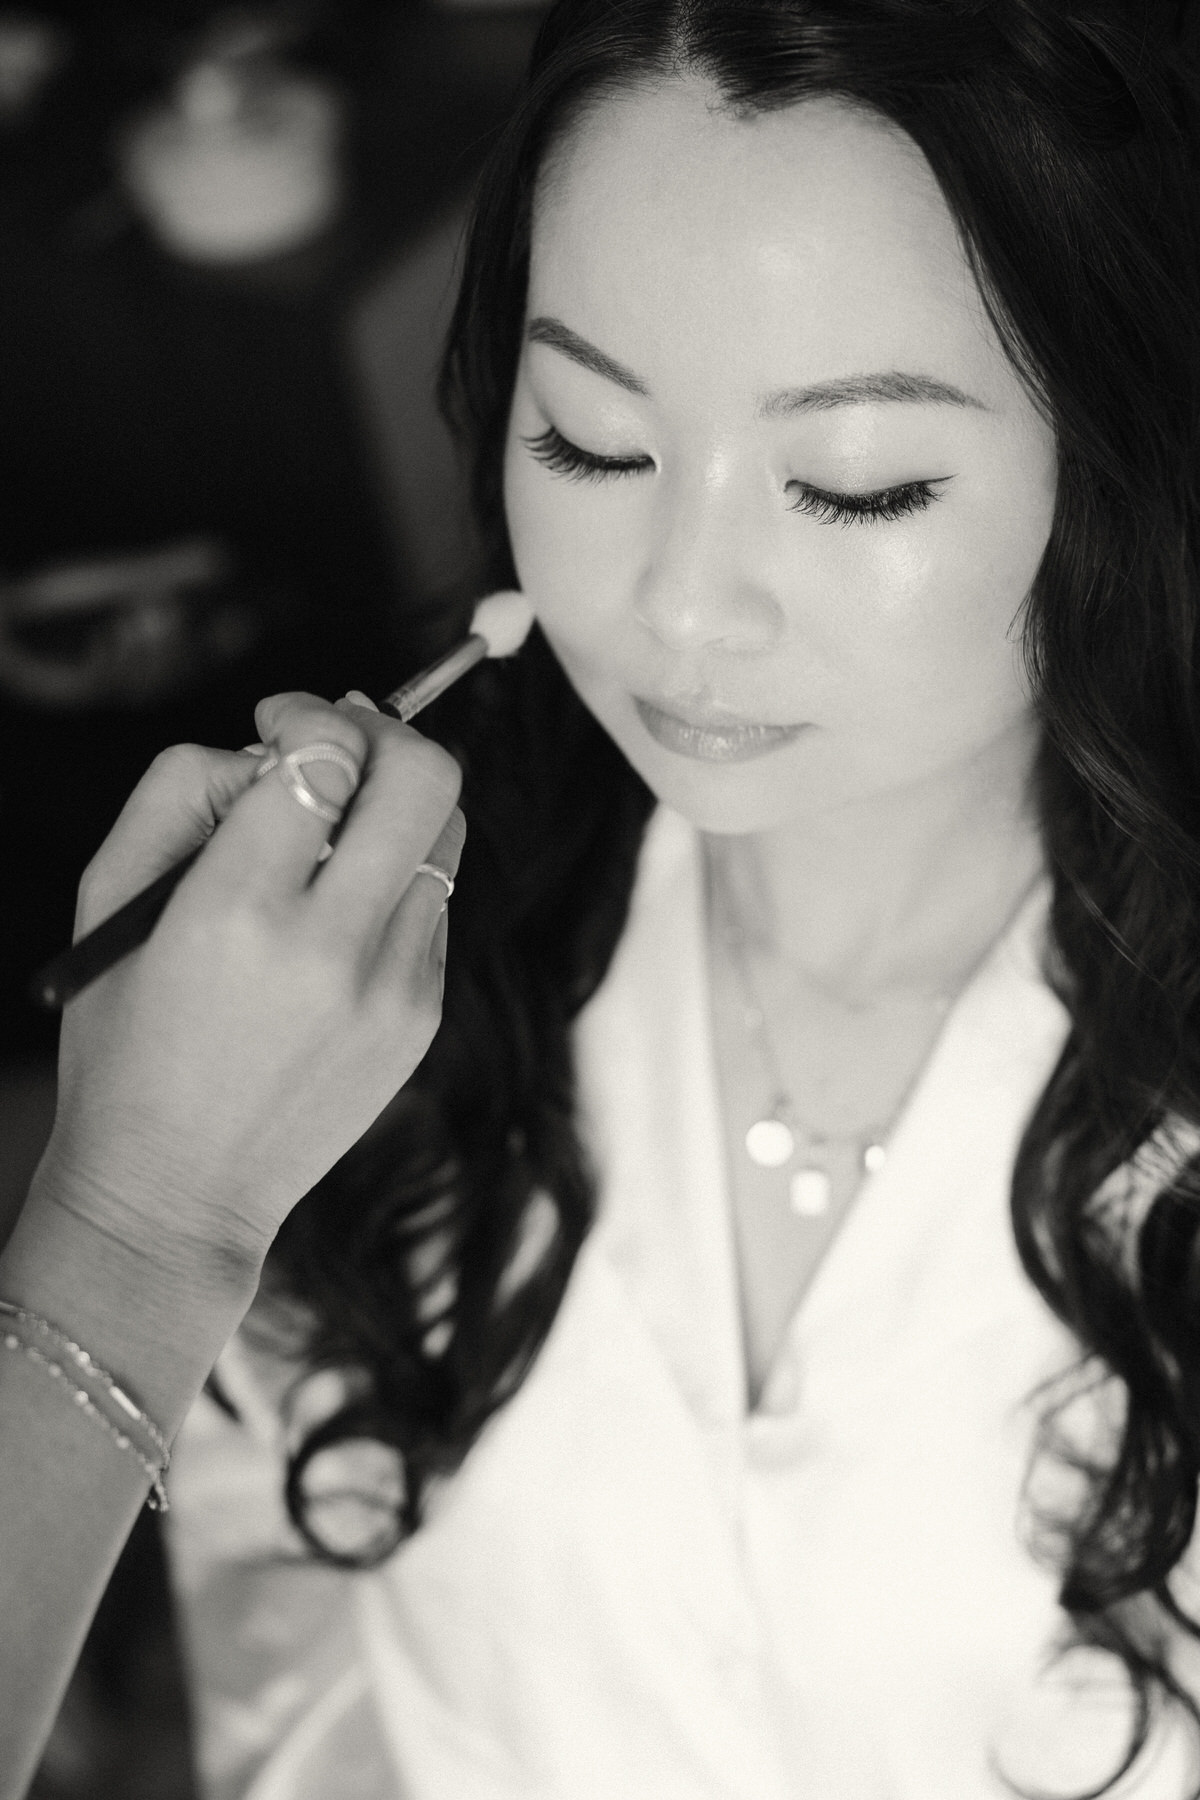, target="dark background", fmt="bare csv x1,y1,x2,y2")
0,3,545,1791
